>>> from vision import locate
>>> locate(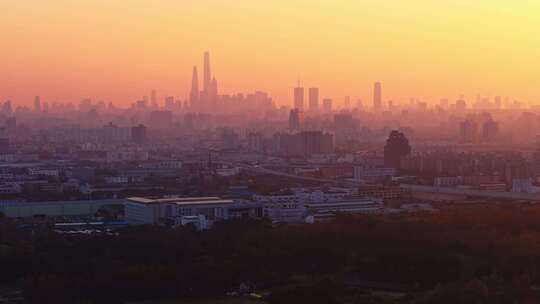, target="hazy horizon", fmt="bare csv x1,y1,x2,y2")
2,0,540,107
